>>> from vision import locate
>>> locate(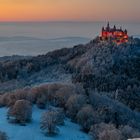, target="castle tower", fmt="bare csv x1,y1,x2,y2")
124,29,127,34
102,27,104,31
113,25,116,31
